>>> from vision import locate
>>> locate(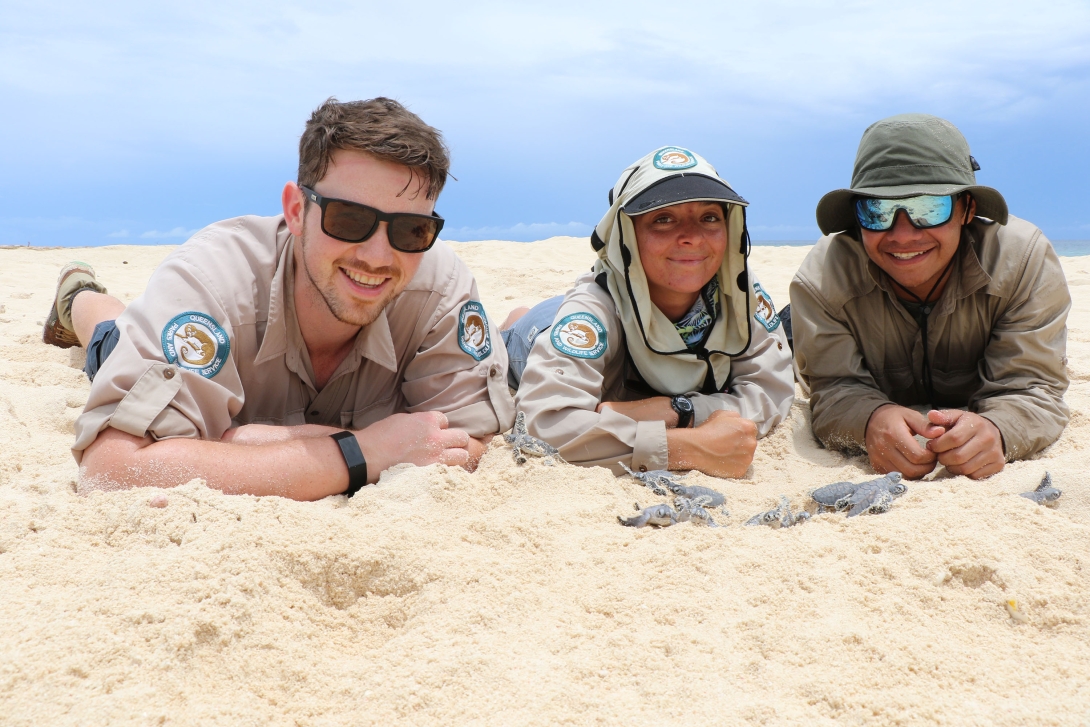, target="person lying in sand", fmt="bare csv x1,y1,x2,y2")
789,113,1070,480
502,146,794,478
45,97,513,500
